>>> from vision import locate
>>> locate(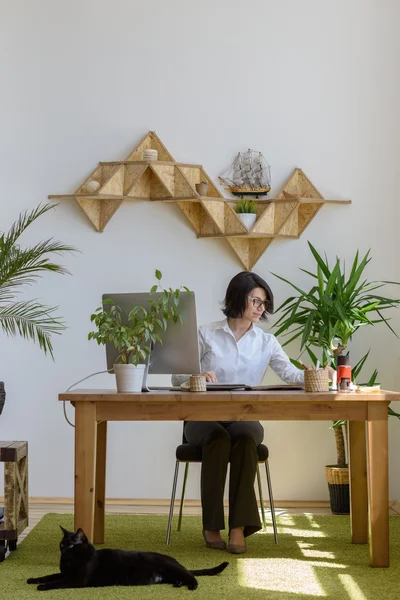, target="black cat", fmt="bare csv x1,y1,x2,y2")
27,526,229,591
